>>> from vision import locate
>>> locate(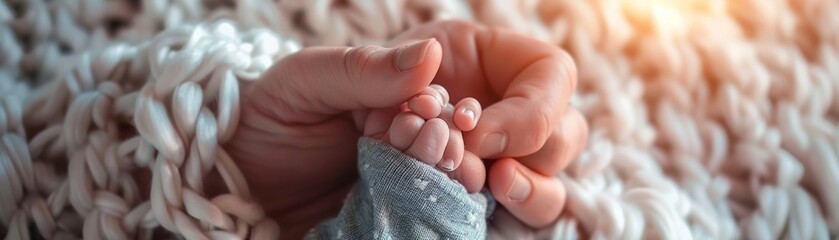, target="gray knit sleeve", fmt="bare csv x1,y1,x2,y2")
307,137,495,240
